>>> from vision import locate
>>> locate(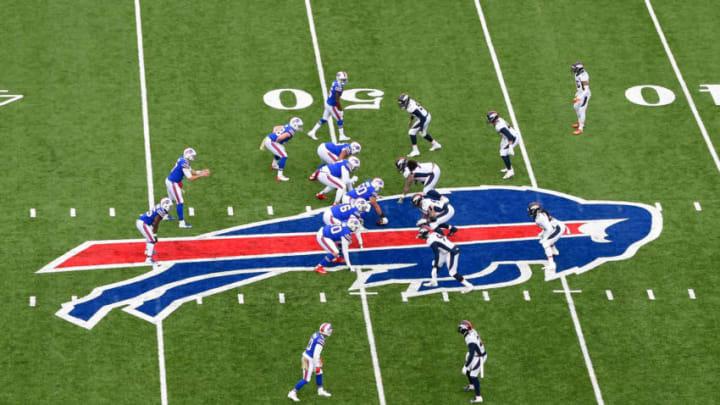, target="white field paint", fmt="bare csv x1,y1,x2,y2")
320,292,326,303
227,206,234,216
306,205,312,213
441,291,449,302
647,289,655,300
654,202,662,212
694,202,702,211
304,0,337,144
195,296,202,304
523,290,531,301
29,296,36,307
482,290,490,301
279,293,285,304
267,206,274,216
237,294,244,304
188,207,195,217
70,208,76,217
688,289,696,300
30,208,36,218
606,290,614,301
71,295,77,302
109,208,116,217
401,292,408,302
